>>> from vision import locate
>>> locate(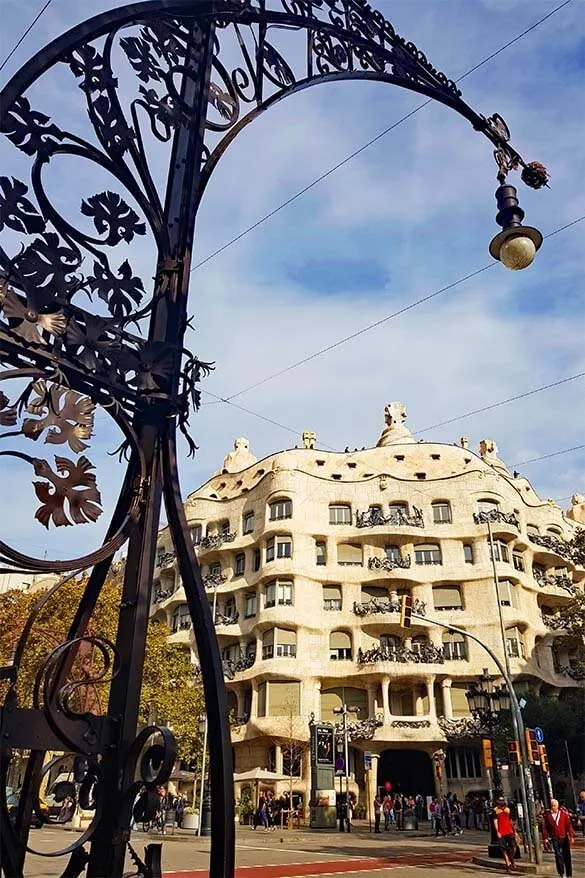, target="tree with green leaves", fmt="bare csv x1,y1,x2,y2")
0,570,204,765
